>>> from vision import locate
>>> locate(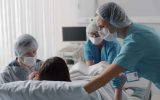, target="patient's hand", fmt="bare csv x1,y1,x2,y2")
28,71,39,80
